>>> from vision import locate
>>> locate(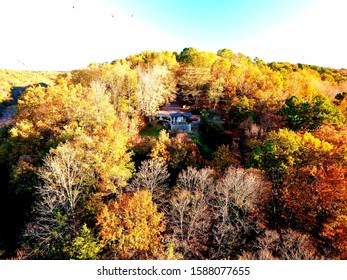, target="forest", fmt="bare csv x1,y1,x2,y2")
1,47,347,260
